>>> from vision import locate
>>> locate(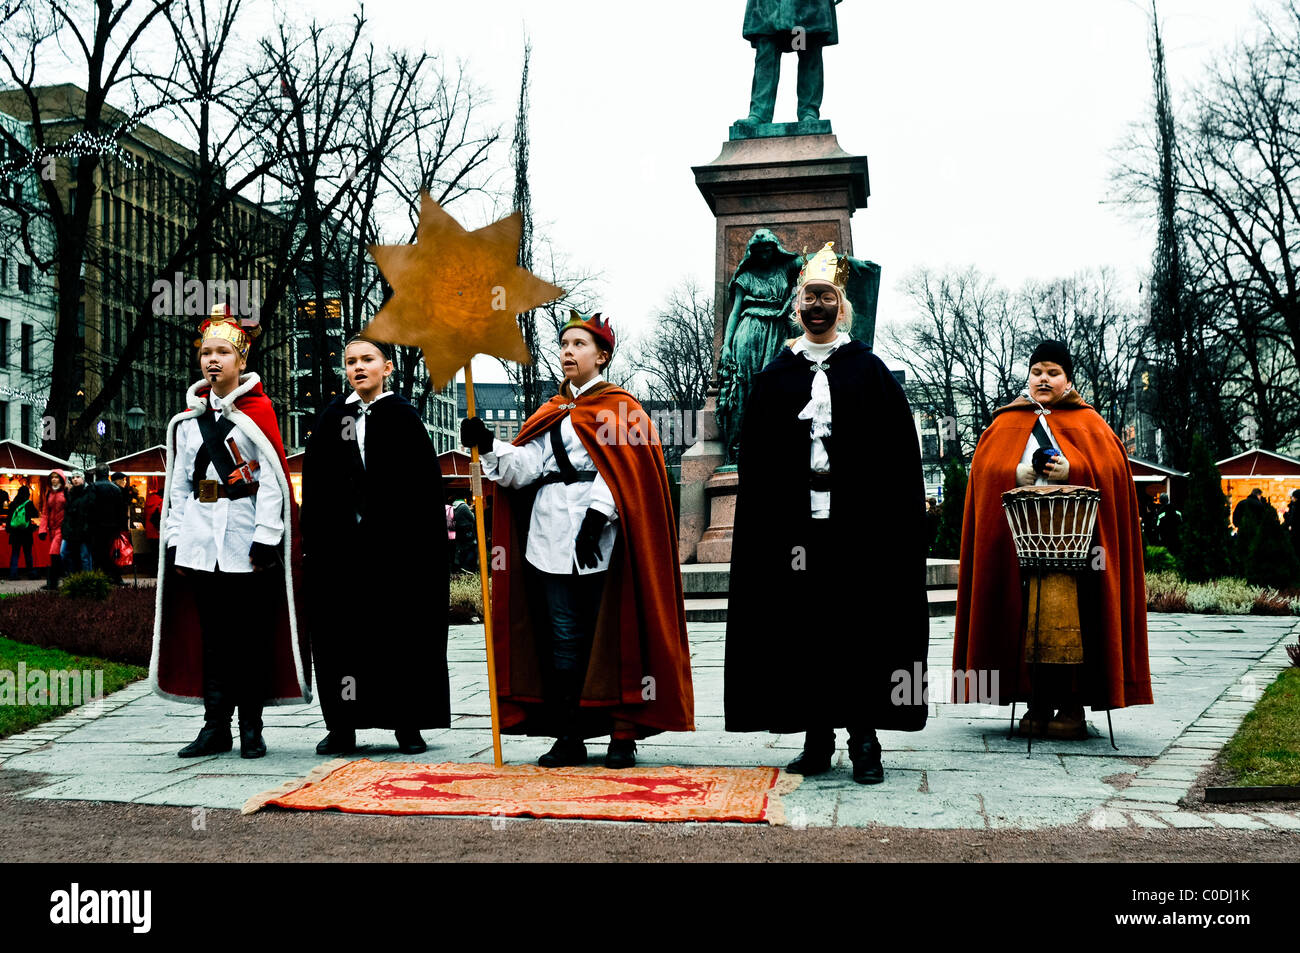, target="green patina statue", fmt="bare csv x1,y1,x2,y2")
717,229,802,464
737,0,843,127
